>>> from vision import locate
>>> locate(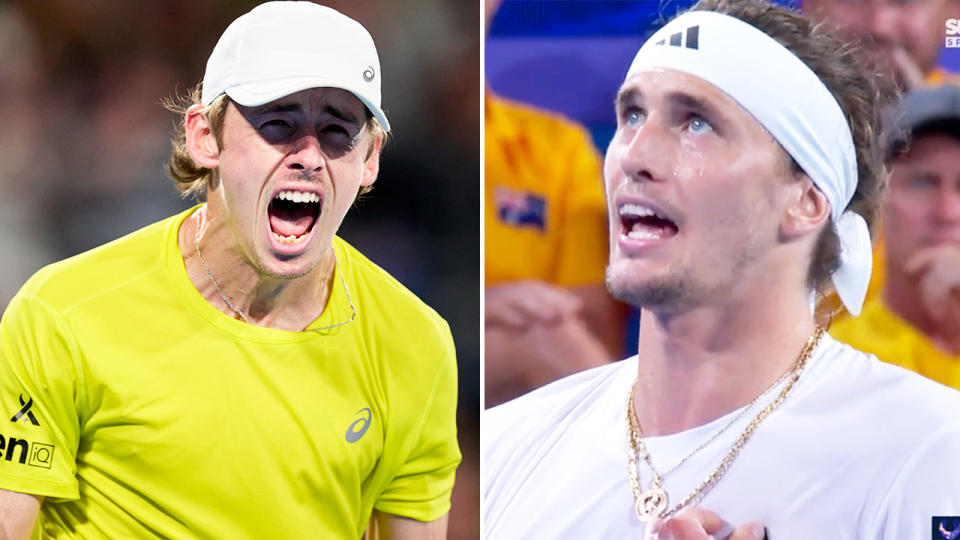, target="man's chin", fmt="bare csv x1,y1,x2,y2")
605,270,689,311
257,256,319,281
